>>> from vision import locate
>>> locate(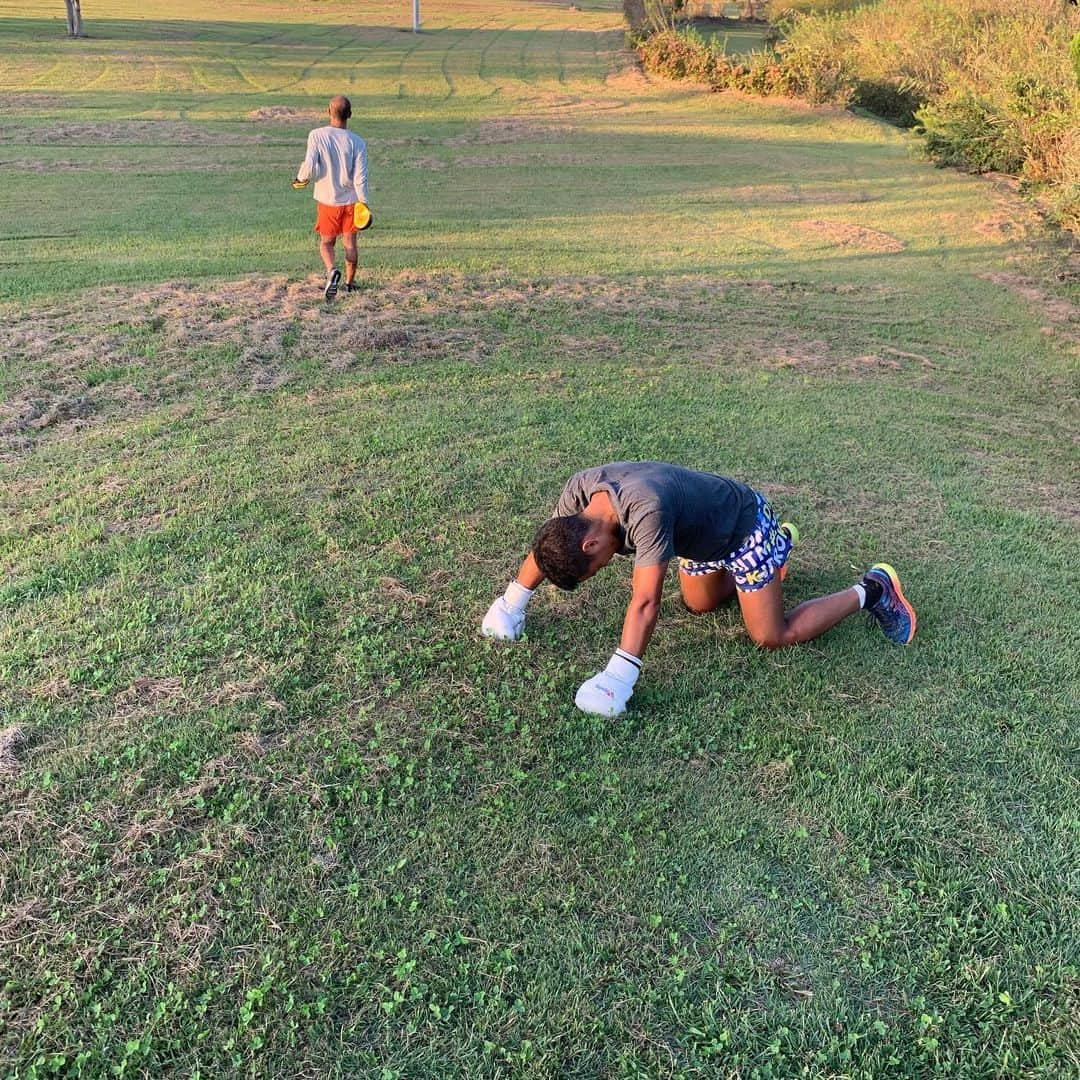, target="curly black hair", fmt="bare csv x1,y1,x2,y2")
531,514,592,591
